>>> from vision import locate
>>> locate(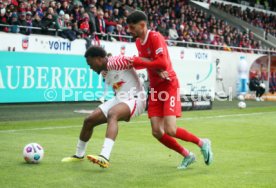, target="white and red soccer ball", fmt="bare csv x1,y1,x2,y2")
23,143,44,164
